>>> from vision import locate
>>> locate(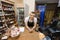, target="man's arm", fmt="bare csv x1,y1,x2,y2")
24,18,31,31
25,22,31,31
31,18,37,31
